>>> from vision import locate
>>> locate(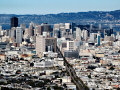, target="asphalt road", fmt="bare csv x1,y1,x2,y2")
56,46,89,90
